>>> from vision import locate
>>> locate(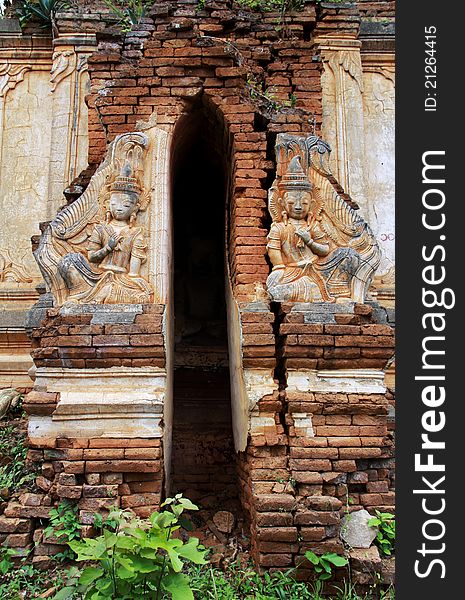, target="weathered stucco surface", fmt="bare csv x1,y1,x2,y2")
320,38,395,282
1,70,52,282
